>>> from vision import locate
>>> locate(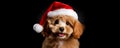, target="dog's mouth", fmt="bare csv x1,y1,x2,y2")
54,33,66,37
58,33,65,37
